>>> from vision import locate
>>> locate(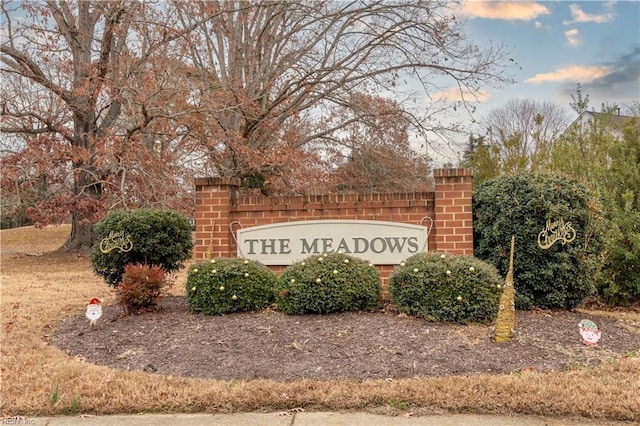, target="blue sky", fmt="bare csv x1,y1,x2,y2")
457,0,639,120
422,0,639,163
